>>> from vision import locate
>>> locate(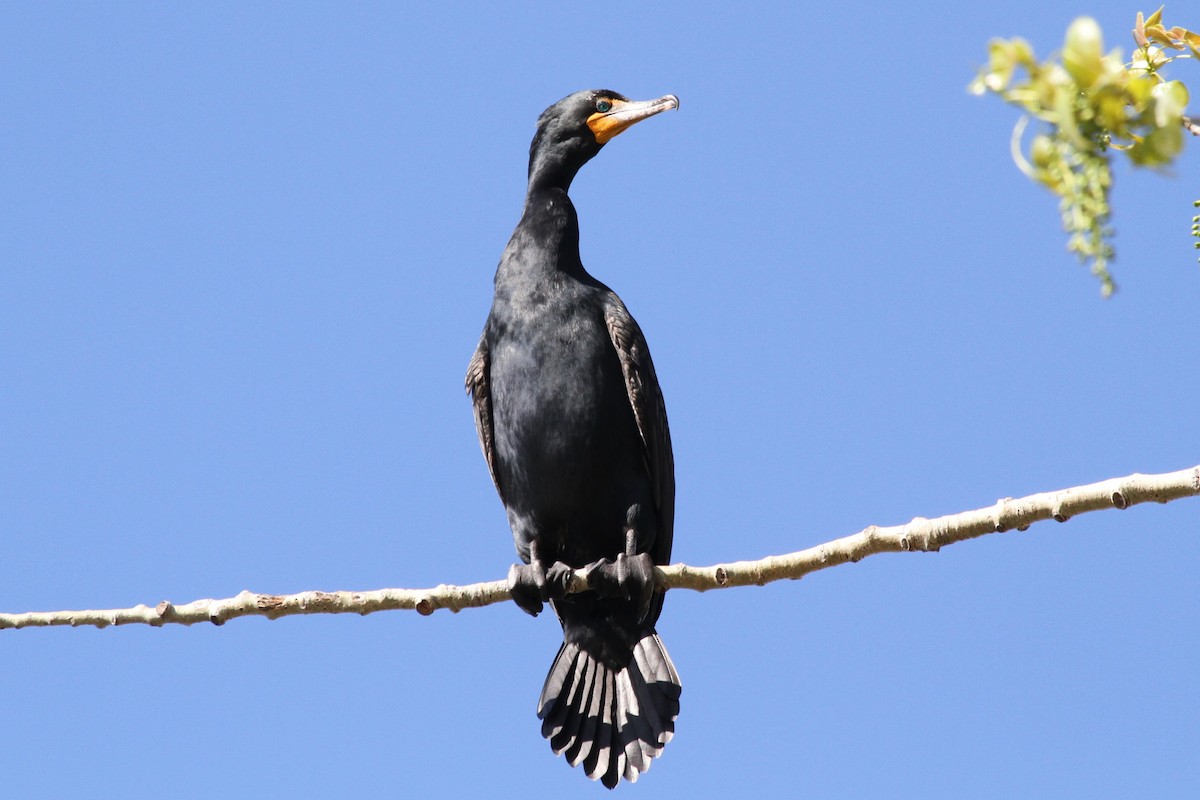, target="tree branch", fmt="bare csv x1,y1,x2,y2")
1184,115,1200,137
3,466,1197,631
